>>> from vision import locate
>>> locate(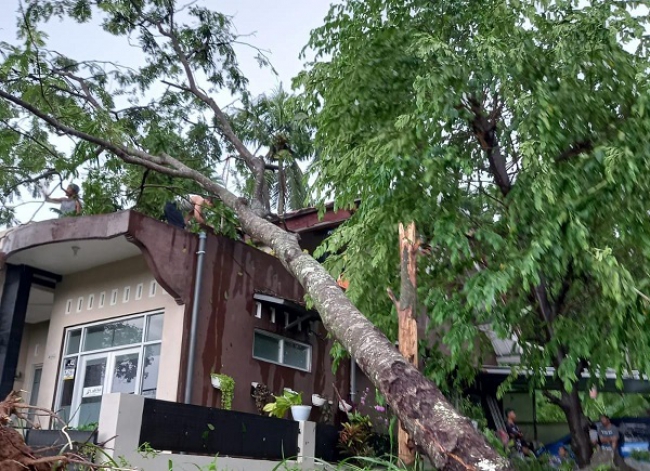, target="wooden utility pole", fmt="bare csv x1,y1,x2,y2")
388,222,419,466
